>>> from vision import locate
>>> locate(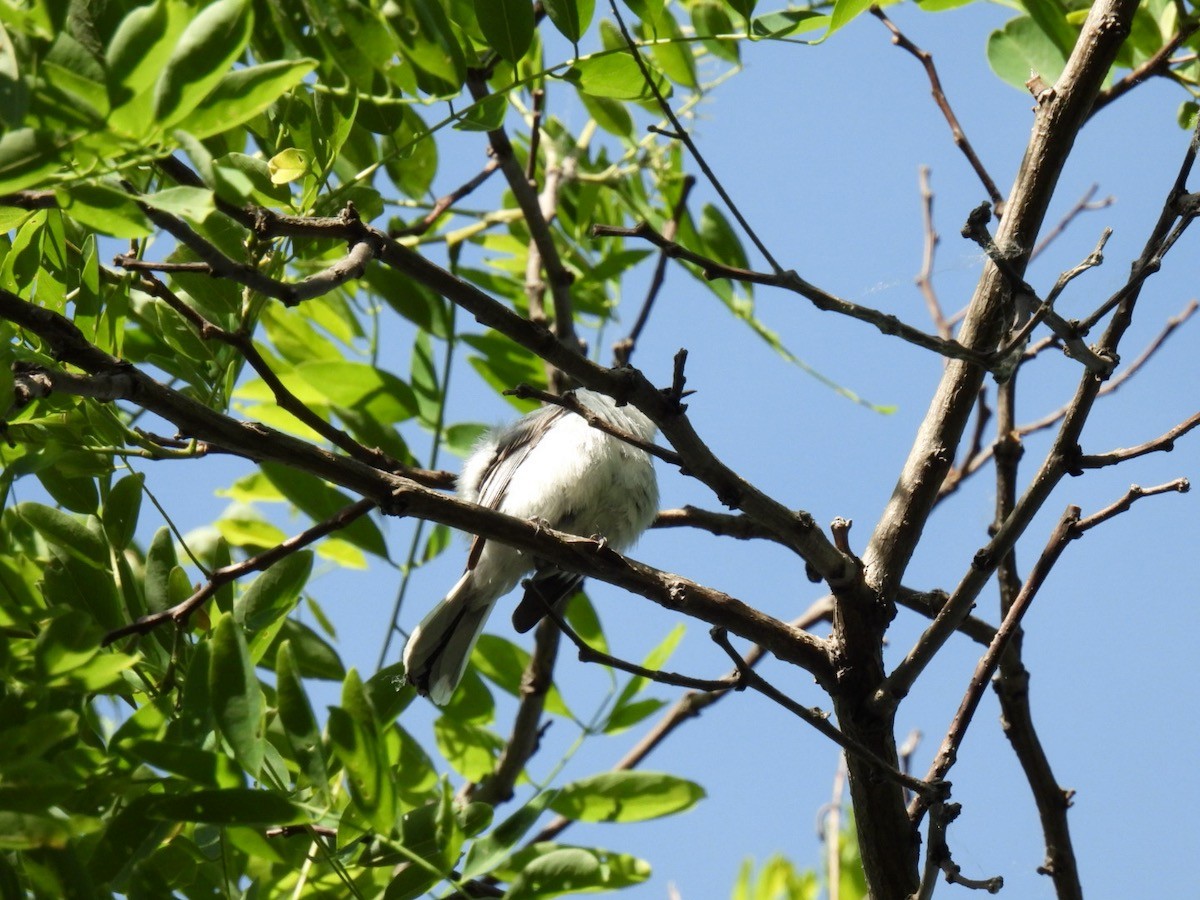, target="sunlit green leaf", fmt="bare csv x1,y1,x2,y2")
549,771,705,822
474,0,535,63
210,614,266,778
154,0,254,125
